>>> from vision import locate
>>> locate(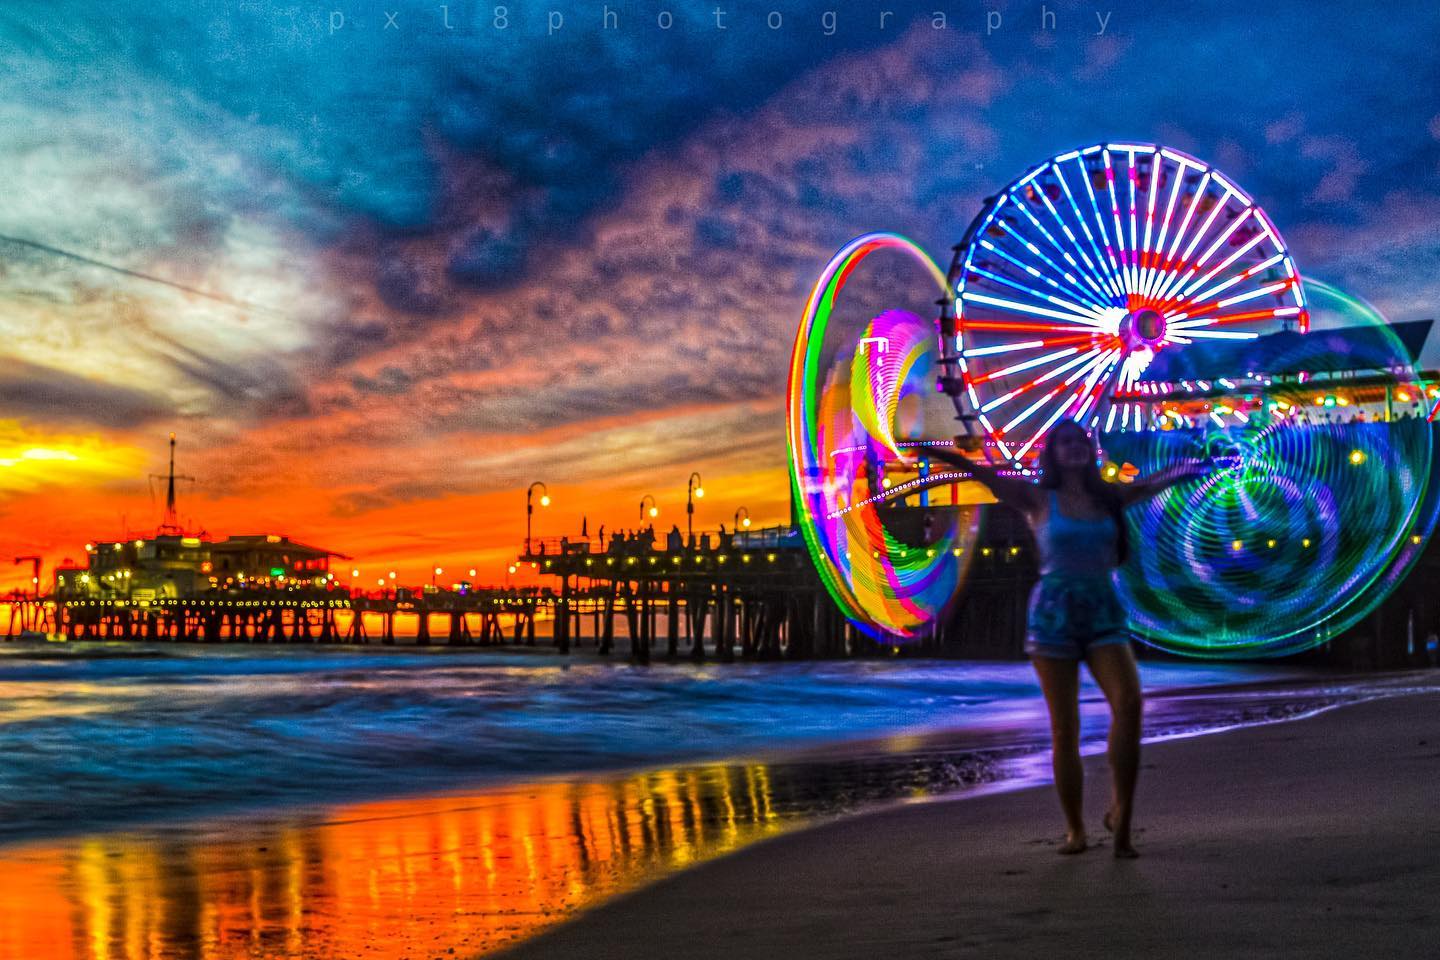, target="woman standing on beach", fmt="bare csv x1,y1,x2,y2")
932,420,1208,858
